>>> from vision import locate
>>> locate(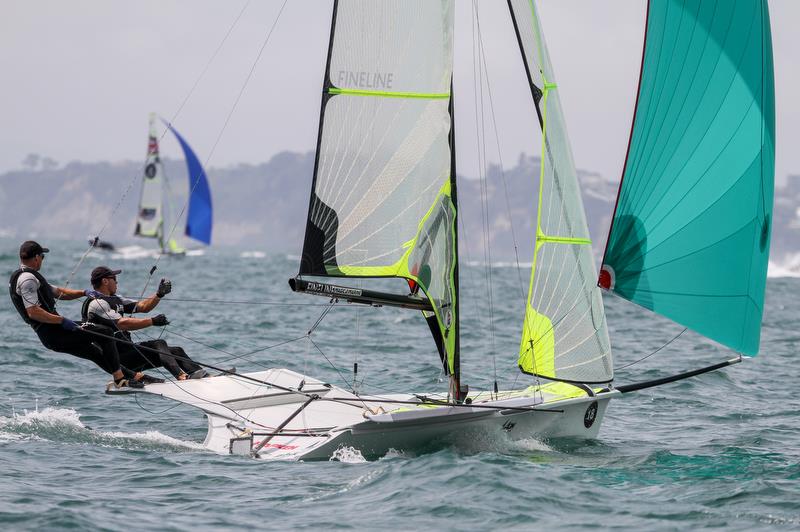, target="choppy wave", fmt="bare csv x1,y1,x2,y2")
329,445,367,463
0,406,205,452
769,254,800,278
240,250,267,259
